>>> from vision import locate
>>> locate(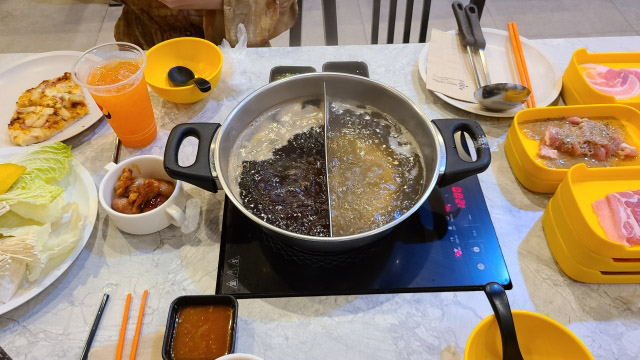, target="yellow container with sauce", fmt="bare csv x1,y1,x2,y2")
541,164,640,283
505,104,640,193
562,49,640,111
162,295,238,360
